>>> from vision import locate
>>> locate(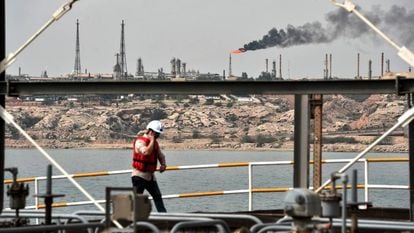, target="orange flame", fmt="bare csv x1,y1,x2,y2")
231,48,246,54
